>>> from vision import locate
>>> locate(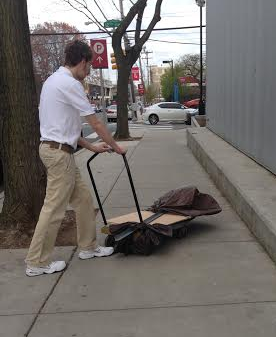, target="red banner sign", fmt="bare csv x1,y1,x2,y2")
132,67,140,81
90,39,108,69
138,83,144,95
